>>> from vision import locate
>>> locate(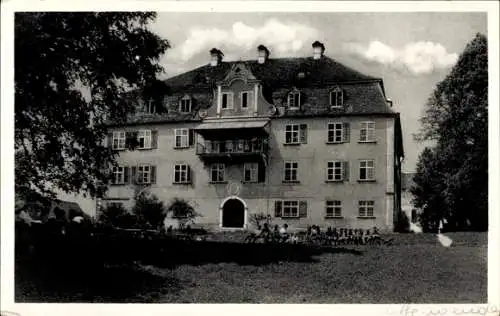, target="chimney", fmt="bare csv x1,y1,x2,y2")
257,45,270,64
210,48,223,67
312,41,325,60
